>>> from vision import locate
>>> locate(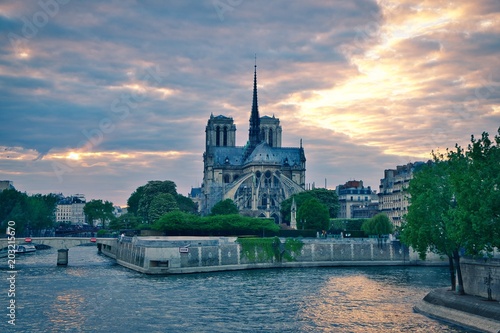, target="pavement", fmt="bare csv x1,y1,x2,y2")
414,287,500,333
